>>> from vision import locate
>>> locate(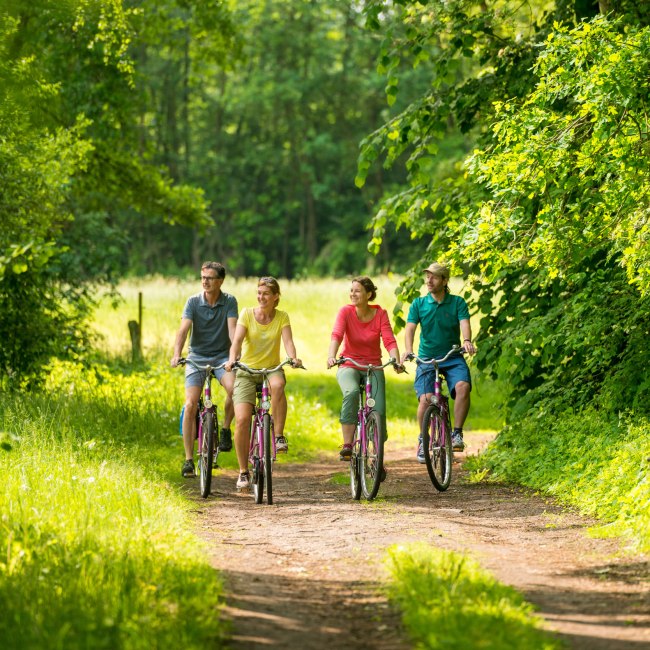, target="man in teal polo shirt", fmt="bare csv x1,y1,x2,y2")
401,262,476,459
171,262,238,478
